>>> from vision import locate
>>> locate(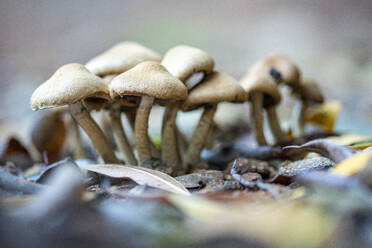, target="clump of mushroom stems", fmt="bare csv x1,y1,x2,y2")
183,104,217,171
69,101,119,163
